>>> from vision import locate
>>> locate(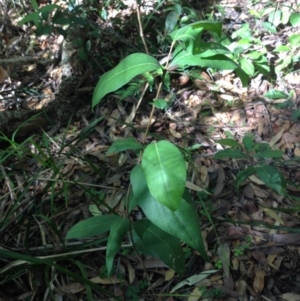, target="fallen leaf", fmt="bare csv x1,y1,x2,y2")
253,270,266,293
